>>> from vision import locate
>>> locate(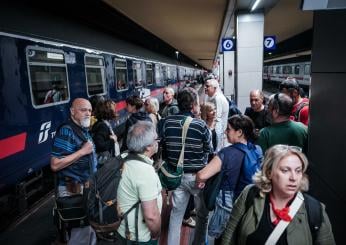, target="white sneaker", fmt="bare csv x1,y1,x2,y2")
182,217,196,228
